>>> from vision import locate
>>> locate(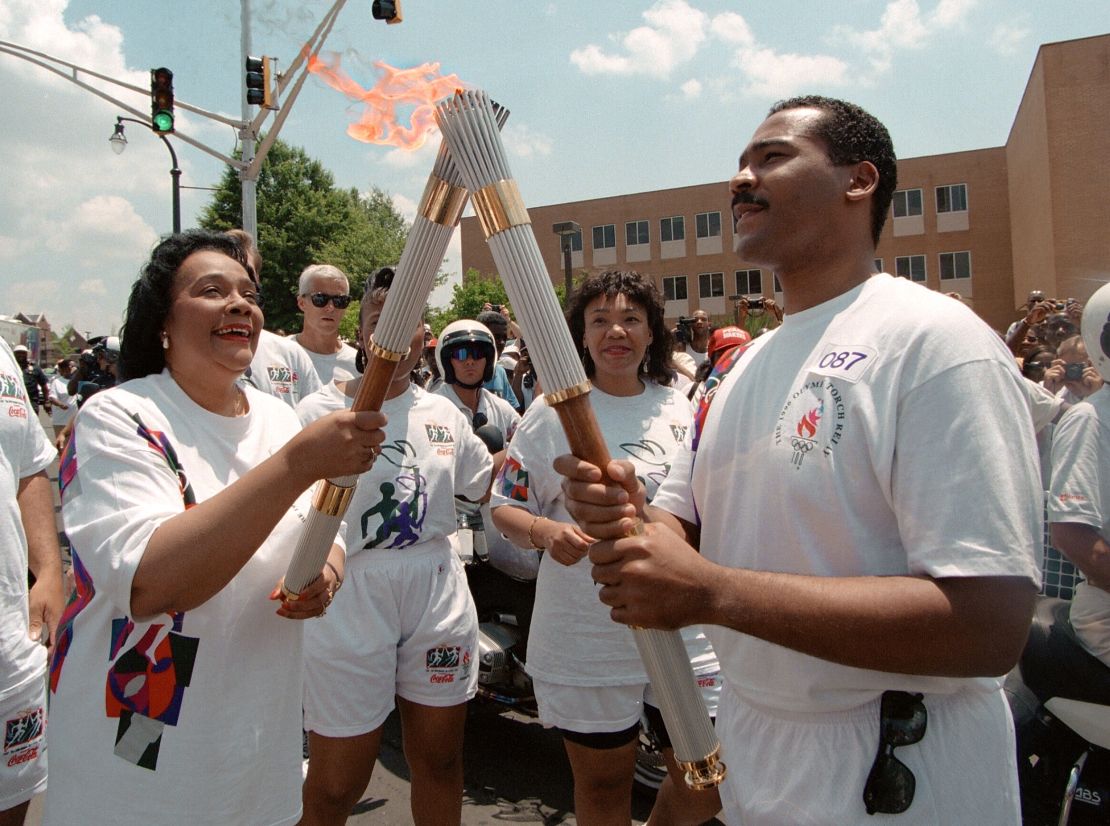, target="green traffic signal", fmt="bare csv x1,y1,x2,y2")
150,67,175,134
